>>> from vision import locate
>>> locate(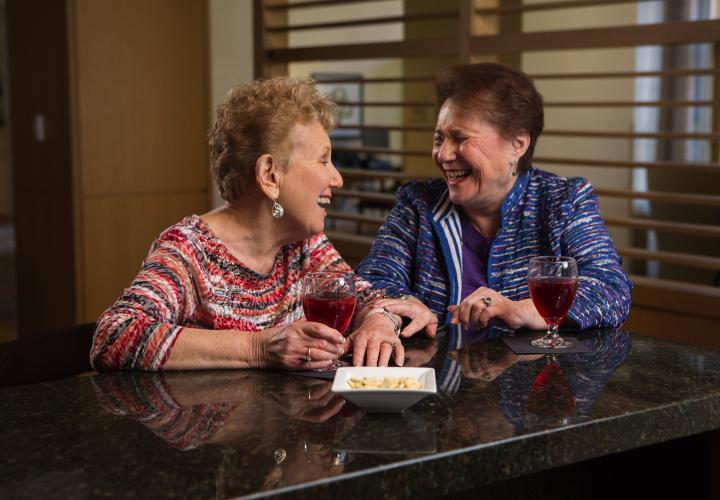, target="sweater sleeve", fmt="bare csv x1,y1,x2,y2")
90,235,199,371
355,185,420,299
561,180,633,329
